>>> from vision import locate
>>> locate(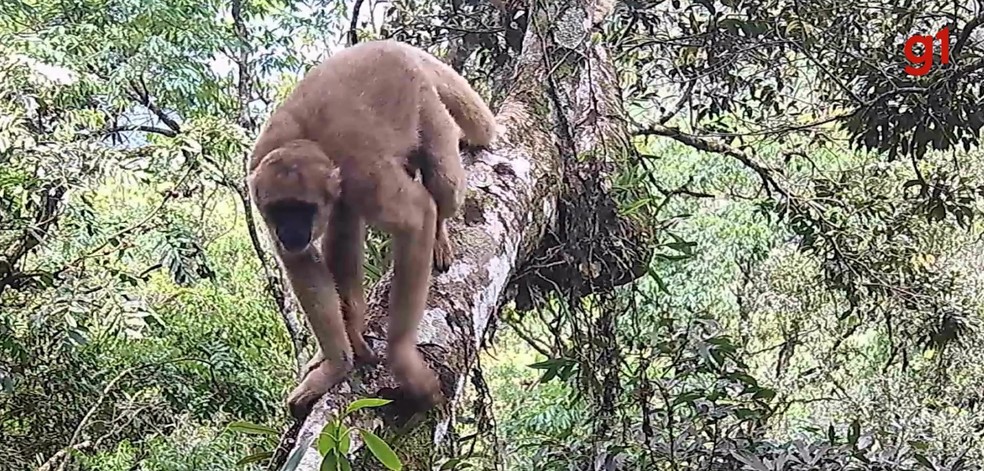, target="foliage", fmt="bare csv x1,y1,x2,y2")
4,0,984,470
231,397,403,471
0,0,348,468
615,0,984,161
486,306,981,470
